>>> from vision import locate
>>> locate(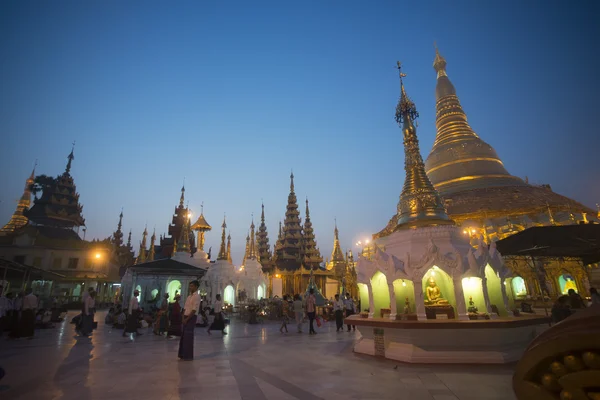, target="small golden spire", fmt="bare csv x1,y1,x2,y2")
217,215,228,260
331,219,345,263
394,62,453,230
147,228,156,261
290,171,295,193
433,43,447,78
137,226,148,264
176,214,191,253
546,203,556,226
179,184,185,208
249,215,257,260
